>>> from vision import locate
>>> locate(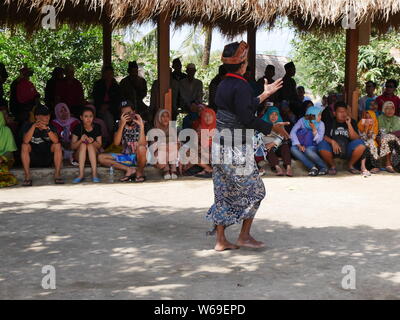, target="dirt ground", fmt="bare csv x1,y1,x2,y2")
0,174,399,300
